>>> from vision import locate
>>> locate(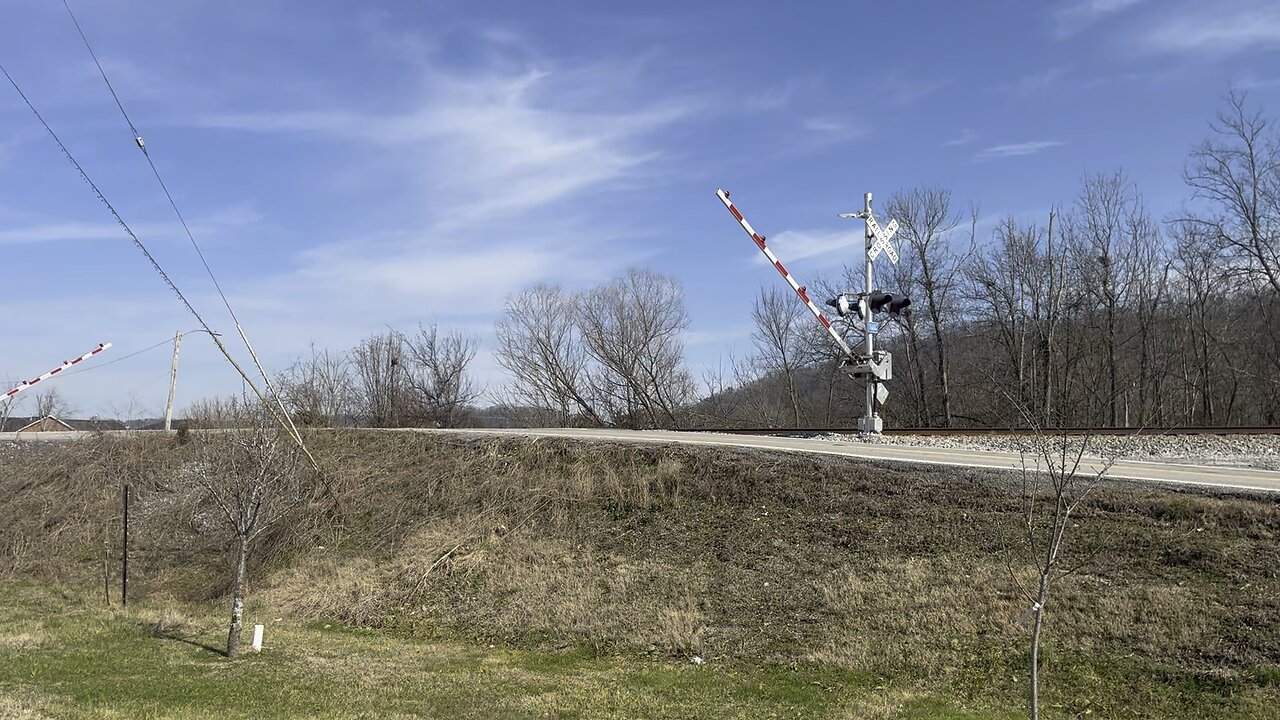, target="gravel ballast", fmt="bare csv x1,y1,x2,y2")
821,432,1280,471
